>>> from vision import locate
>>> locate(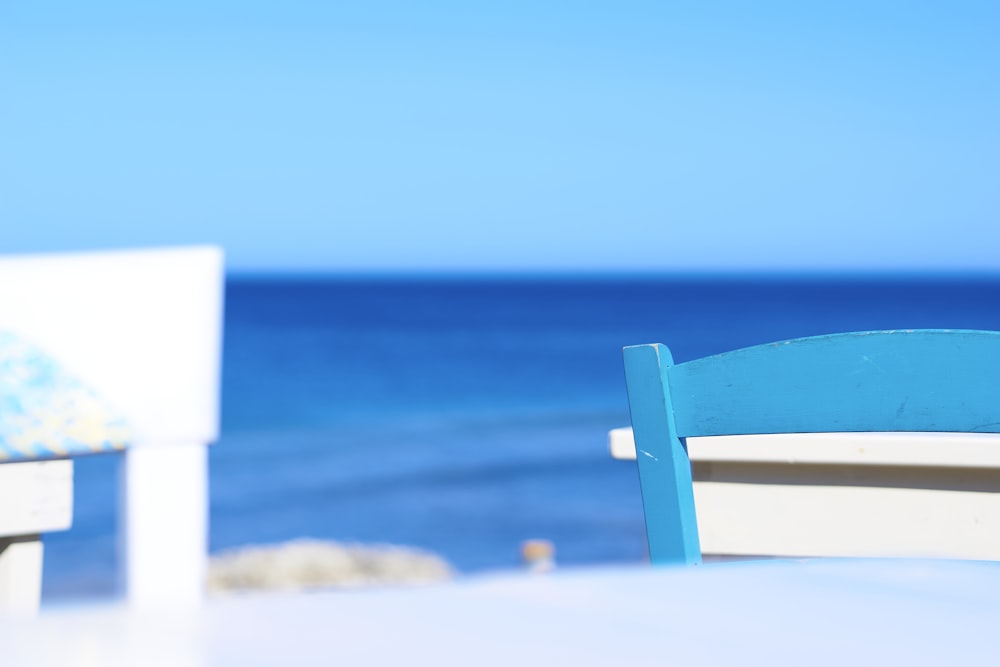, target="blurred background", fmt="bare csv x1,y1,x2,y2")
1,1,998,599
